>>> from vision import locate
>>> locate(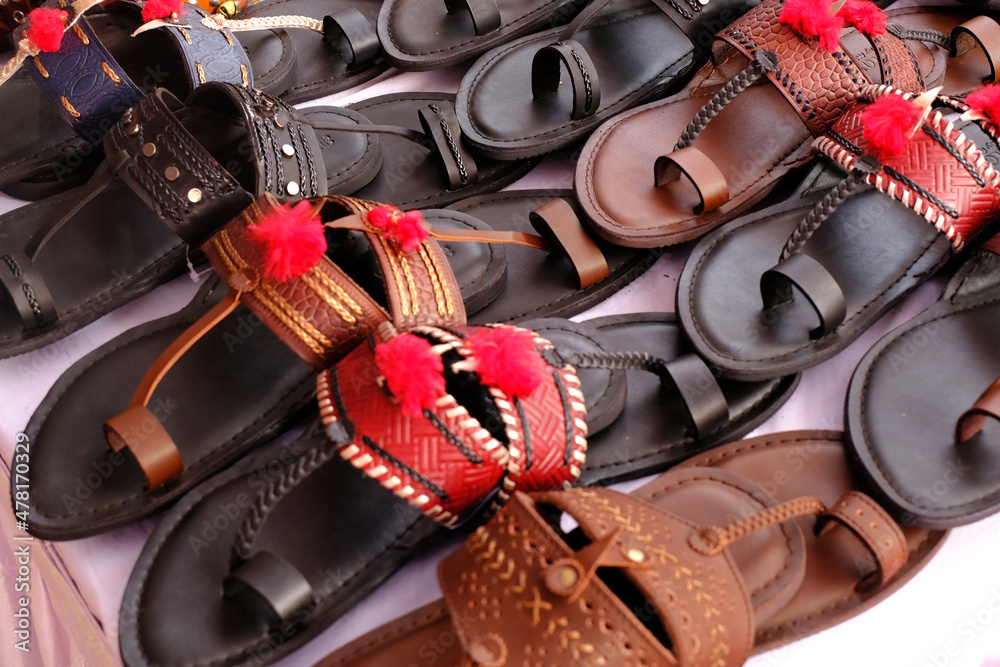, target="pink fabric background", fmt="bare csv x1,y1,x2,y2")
1,53,999,667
